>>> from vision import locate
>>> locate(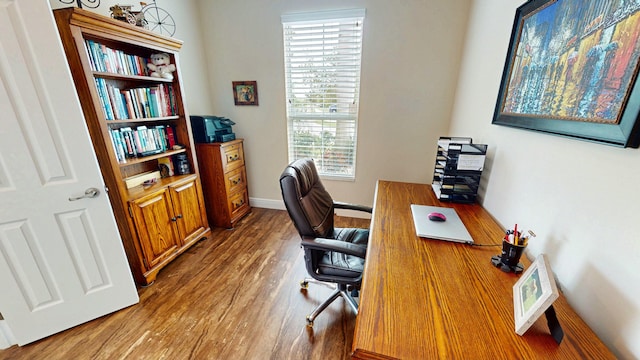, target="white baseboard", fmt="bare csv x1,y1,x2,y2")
249,197,285,210
249,197,371,219
0,320,17,349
